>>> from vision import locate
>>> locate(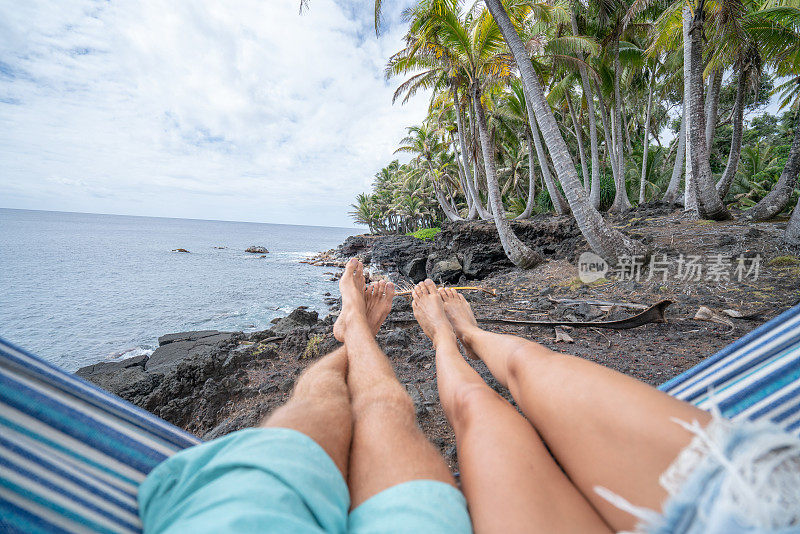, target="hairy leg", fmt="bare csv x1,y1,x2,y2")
441,288,711,531
262,346,352,478
336,259,454,508
413,281,609,533
261,279,396,480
